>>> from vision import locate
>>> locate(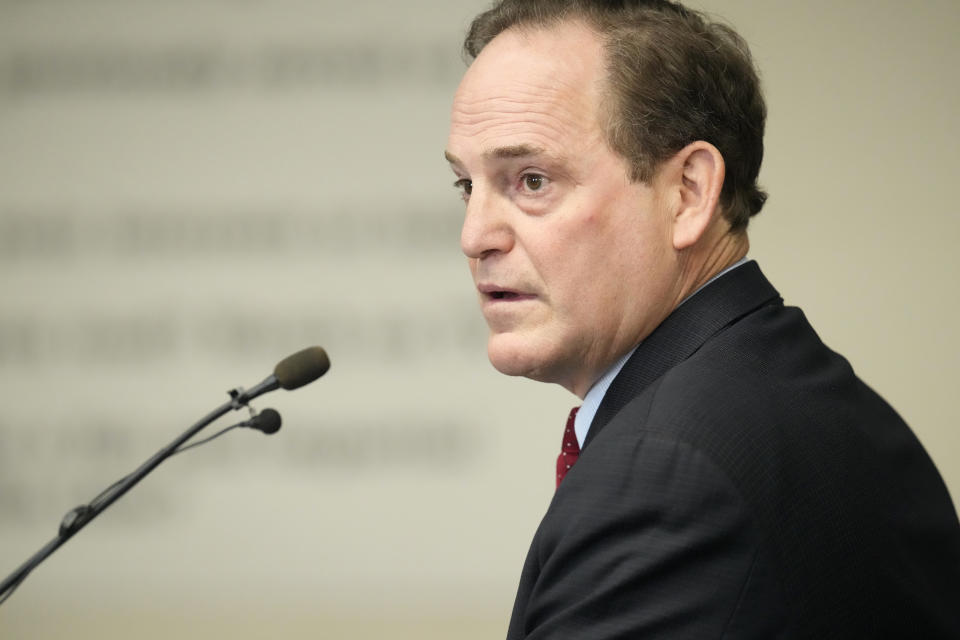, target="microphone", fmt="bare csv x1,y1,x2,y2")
275,346,331,389
234,346,330,405
241,408,282,435
0,345,329,607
